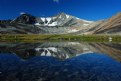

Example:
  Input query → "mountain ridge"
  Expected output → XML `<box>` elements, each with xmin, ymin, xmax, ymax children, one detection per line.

<box><xmin>0</xmin><ymin>12</ymin><xmax>121</xmax><ymax>34</ymax></box>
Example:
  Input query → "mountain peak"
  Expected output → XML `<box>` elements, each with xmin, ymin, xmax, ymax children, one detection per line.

<box><xmin>12</xmin><ymin>13</ymin><xmax>36</xmax><ymax>24</ymax></box>
<box><xmin>57</xmin><ymin>12</ymin><xmax>69</xmax><ymax>16</ymax></box>
<box><xmin>59</xmin><ymin>12</ymin><xmax>67</xmax><ymax>15</ymax></box>
<box><xmin>19</xmin><ymin>13</ymin><xmax>34</xmax><ymax>17</ymax></box>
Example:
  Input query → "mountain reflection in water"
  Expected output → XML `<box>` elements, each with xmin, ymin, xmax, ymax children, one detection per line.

<box><xmin>0</xmin><ymin>42</ymin><xmax>121</xmax><ymax>81</ymax></box>
<box><xmin>0</xmin><ymin>42</ymin><xmax>121</xmax><ymax>61</ymax></box>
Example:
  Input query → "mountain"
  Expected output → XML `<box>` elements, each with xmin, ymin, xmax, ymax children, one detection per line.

<box><xmin>11</xmin><ymin>13</ymin><xmax>36</xmax><ymax>24</ymax></box>
<box><xmin>0</xmin><ymin>12</ymin><xmax>93</xmax><ymax>34</ymax></box>
<box><xmin>12</xmin><ymin>12</ymin><xmax>93</xmax><ymax>27</ymax></box>
<box><xmin>87</xmin><ymin>12</ymin><xmax>121</xmax><ymax>35</ymax></box>
<box><xmin>0</xmin><ymin>12</ymin><xmax>121</xmax><ymax>34</ymax></box>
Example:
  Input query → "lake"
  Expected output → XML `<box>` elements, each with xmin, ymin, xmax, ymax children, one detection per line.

<box><xmin>0</xmin><ymin>41</ymin><xmax>121</xmax><ymax>81</ymax></box>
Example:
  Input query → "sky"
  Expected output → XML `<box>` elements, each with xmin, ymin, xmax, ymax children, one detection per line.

<box><xmin>0</xmin><ymin>0</ymin><xmax>121</xmax><ymax>21</ymax></box>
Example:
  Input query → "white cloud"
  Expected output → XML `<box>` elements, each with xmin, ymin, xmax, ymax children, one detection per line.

<box><xmin>53</xmin><ymin>0</ymin><xmax>59</xmax><ymax>3</ymax></box>
<box><xmin>20</xmin><ymin>12</ymin><xmax>26</xmax><ymax>15</ymax></box>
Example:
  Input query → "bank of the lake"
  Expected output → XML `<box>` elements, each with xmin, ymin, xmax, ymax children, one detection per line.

<box><xmin>0</xmin><ymin>34</ymin><xmax>121</xmax><ymax>42</ymax></box>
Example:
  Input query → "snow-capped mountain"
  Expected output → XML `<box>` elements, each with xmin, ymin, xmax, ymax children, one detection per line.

<box><xmin>0</xmin><ymin>12</ymin><xmax>121</xmax><ymax>34</ymax></box>
<box><xmin>11</xmin><ymin>12</ymin><xmax>93</xmax><ymax>27</ymax></box>
<box><xmin>0</xmin><ymin>12</ymin><xmax>94</xmax><ymax>34</ymax></box>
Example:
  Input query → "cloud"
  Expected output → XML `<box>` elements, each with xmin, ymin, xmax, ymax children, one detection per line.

<box><xmin>20</xmin><ymin>12</ymin><xmax>26</xmax><ymax>15</ymax></box>
<box><xmin>53</xmin><ymin>0</ymin><xmax>59</xmax><ymax>3</ymax></box>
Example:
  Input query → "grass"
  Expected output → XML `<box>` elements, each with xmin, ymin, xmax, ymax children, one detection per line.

<box><xmin>1</xmin><ymin>34</ymin><xmax>121</xmax><ymax>42</ymax></box>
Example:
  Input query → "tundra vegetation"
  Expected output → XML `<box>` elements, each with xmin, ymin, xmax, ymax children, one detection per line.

<box><xmin>0</xmin><ymin>34</ymin><xmax>121</xmax><ymax>42</ymax></box>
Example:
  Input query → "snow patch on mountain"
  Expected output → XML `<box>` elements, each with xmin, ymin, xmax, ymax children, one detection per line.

<box><xmin>48</xmin><ymin>22</ymin><xmax>57</xmax><ymax>26</ymax></box>
<box><xmin>41</xmin><ymin>18</ymin><xmax>46</xmax><ymax>22</ymax></box>
<box><xmin>59</xmin><ymin>15</ymin><xmax>62</xmax><ymax>18</ymax></box>
<box><xmin>76</xmin><ymin>17</ymin><xmax>80</xmax><ymax>20</ymax></box>
<box><xmin>35</xmin><ymin>23</ymin><xmax>40</xmax><ymax>26</ymax></box>
<box><xmin>46</xmin><ymin>17</ymin><xmax>51</xmax><ymax>23</ymax></box>
<box><xmin>52</xmin><ymin>17</ymin><xmax>56</xmax><ymax>20</ymax></box>
<box><xmin>66</xmin><ymin>15</ymin><xmax>70</xmax><ymax>19</ymax></box>
<box><xmin>82</xmin><ymin>20</ymin><xmax>94</xmax><ymax>23</ymax></box>
<box><xmin>76</xmin><ymin>17</ymin><xmax>93</xmax><ymax>23</ymax></box>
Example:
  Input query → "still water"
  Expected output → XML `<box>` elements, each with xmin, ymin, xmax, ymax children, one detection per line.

<box><xmin>0</xmin><ymin>42</ymin><xmax>121</xmax><ymax>81</ymax></box>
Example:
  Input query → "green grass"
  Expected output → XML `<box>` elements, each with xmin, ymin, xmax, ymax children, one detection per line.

<box><xmin>1</xmin><ymin>34</ymin><xmax>121</xmax><ymax>42</ymax></box>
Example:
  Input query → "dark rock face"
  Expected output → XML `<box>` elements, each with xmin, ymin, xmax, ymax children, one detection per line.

<box><xmin>0</xmin><ymin>53</ymin><xmax>121</xmax><ymax>81</ymax></box>
<box><xmin>12</xmin><ymin>14</ymin><xmax>36</xmax><ymax>24</ymax></box>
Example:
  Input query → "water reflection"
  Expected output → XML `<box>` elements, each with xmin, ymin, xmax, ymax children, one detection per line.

<box><xmin>1</xmin><ymin>42</ymin><xmax>121</xmax><ymax>81</ymax></box>
<box><xmin>0</xmin><ymin>42</ymin><xmax>121</xmax><ymax>61</ymax></box>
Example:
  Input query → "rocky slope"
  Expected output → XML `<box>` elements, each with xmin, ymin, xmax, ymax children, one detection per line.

<box><xmin>88</xmin><ymin>12</ymin><xmax>121</xmax><ymax>35</ymax></box>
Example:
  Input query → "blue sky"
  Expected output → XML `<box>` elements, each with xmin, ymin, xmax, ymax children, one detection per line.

<box><xmin>0</xmin><ymin>0</ymin><xmax>121</xmax><ymax>20</ymax></box>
